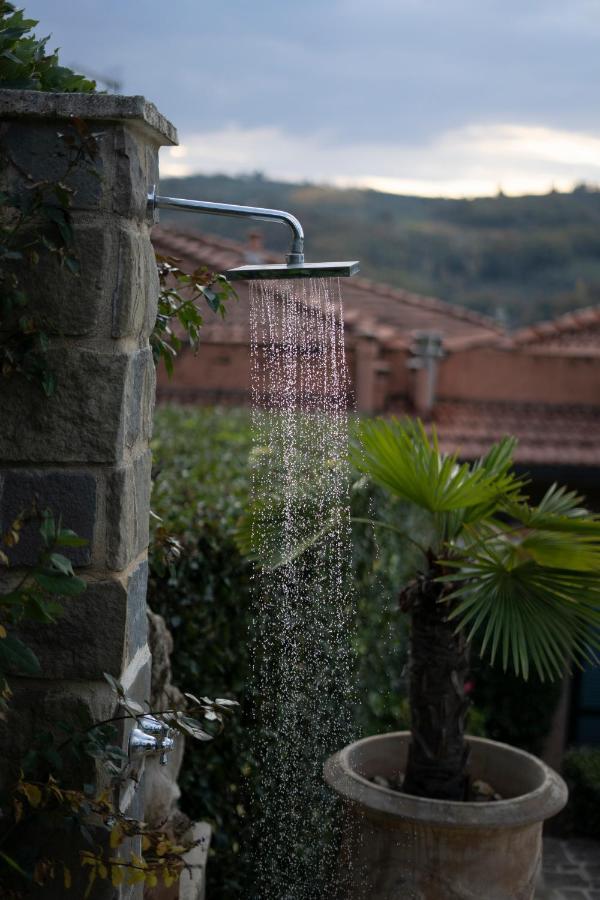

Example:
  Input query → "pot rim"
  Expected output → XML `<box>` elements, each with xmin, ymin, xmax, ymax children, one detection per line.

<box><xmin>324</xmin><ymin>731</ymin><xmax>568</xmax><ymax>829</ymax></box>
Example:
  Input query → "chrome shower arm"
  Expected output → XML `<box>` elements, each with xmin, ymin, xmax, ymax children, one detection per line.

<box><xmin>148</xmin><ymin>188</ymin><xmax>305</xmax><ymax>265</ymax></box>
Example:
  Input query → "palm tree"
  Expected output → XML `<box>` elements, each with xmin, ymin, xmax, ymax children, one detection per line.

<box><xmin>353</xmin><ymin>418</ymin><xmax>600</xmax><ymax>800</ymax></box>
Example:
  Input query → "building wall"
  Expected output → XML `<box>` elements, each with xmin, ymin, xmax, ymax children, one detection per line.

<box><xmin>438</xmin><ymin>346</ymin><xmax>600</xmax><ymax>405</ymax></box>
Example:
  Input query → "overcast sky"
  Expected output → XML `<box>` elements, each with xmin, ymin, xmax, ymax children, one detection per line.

<box><xmin>24</xmin><ymin>0</ymin><xmax>600</xmax><ymax>197</ymax></box>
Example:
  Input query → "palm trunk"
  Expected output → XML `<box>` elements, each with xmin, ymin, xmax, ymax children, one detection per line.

<box><xmin>401</xmin><ymin>568</ymin><xmax>471</xmax><ymax>800</ymax></box>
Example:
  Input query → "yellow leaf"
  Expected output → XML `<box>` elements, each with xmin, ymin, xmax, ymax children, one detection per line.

<box><xmin>141</xmin><ymin>835</ymin><xmax>151</xmax><ymax>851</ymax></box>
<box><xmin>146</xmin><ymin>872</ymin><xmax>158</xmax><ymax>887</ymax></box>
<box><xmin>22</xmin><ymin>783</ymin><xmax>42</xmax><ymax>807</ymax></box>
<box><xmin>111</xmin><ymin>865</ymin><xmax>124</xmax><ymax>887</ymax></box>
<box><xmin>131</xmin><ymin>853</ymin><xmax>146</xmax><ymax>869</ymax></box>
<box><xmin>63</xmin><ymin>865</ymin><xmax>72</xmax><ymax>889</ymax></box>
<box><xmin>0</xmin><ymin>552</ymin><xmax>8</xmax><ymax>566</ymax></box>
<box><xmin>155</xmin><ymin>839</ymin><xmax>169</xmax><ymax>857</ymax></box>
<box><xmin>84</xmin><ymin>869</ymin><xmax>96</xmax><ymax>899</ymax></box>
<box><xmin>98</xmin><ymin>862</ymin><xmax>108</xmax><ymax>880</ymax></box>
<box><xmin>163</xmin><ymin>870</ymin><xmax>177</xmax><ymax>887</ymax></box>
<box><xmin>110</xmin><ymin>824</ymin><xmax>123</xmax><ymax>849</ymax></box>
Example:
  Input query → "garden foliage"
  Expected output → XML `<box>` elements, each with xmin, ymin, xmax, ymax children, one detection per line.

<box><xmin>150</xmin><ymin>407</ymin><xmax>542</xmax><ymax>889</ymax></box>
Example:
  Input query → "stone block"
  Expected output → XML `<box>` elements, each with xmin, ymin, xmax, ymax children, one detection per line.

<box><xmin>0</xmin><ymin>119</ymin><xmax>105</xmax><ymax>209</ymax></box>
<box><xmin>0</xmin><ymin>468</ymin><xmax>96</xmax><ymax>566</ymax></box>
<box><xmin>106</xmin><ymin>450</ymin><xmax>152</xmax><ymax>571</ymax></box>
<box><xmin>11</xmin><ymin>560</ymin><xmax>149</xmax><ymax>680</ymax></box>
<box><xmin>0</xmin><ymin>347</ymin><xmax>154</xmax><ymax>463</ymax></box>
<box><xmin>111</xmin><ymin>223</ymin><xmax>160</xmax><ymax>339</ymax></box>
<box><xmin>3</xmin><ymin>220</ymin><xmax>111</xmax><ymax>336</ymax></box>
<box><xmin>126</xmin><ymin>347</ymin><xmax>156</xmax><ymax>450</ymax></box>
<box><xmin>112</xmin><ymin>125</ymin><xmax>160</xmax><ymax>221</ymax></box>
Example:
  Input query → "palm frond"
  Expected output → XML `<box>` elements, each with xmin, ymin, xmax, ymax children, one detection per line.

<box><xmin>504</xmin><ymin>483</ymin><xmax>600</xmax><ymax>534</ymax></box>
<box><xmin>443</xmin><ymin>533</ymin><xmax>600</xmax><ymax>680</ymax></box>
<box><xmin>352</xmin><ymin>418</ymin><xmax>521</xmax><ymax>519</ymax></box>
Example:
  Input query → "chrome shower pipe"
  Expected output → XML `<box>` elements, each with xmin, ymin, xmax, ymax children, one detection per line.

<box><xmin>147</xmin><ymin>187</ymin><xmax>305</xmax><ymax>265</ymax></box>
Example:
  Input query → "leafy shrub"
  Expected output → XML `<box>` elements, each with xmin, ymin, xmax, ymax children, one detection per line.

<box><xmin>148</xmin><ymin>406</ymin><xmax>254</xmax><ymax>896</ymax></box>
<box><xmin>0</xmin><ymin>2</ymin><xmax>95</xmax><ymax>92</ymax></box>
<box><xmin>561</xmin><ymin>747</ymin><xmax>600</xmax><ymax>838</ymax></box>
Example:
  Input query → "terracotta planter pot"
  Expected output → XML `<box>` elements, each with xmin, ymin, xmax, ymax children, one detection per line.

<box><xmin>324</xmin><ymin>732</ymin><xmax>567</xmax><ymax>900</ymax></box>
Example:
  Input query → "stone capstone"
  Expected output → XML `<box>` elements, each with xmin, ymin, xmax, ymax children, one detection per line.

<box><xmin>0</xmin><ymin>90</ymin><xmax>178</xmax><ymax>147</ymax></box>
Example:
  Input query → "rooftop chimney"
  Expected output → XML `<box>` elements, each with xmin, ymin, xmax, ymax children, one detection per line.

<box><xmin>408</xmin><ymin>331</ymin><xmax>444</xmax><ymax>419</ymax></box>
<box><xmin>244</xmin><ymin>230</ymin><xmax>266</xmax><ymax>264</ymax></box>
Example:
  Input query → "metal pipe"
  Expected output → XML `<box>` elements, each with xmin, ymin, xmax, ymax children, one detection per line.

<box><xmin>148</xmin><ymin>188</ymin><xmax>305</xmax><ymax>265</ymax></box>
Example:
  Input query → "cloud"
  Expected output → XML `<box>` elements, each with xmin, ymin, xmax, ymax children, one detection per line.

<box><xmin>159</xmin><ymin>122</ymin><xmax>600</xmax><ymax>197</ymax></box>
<box><xmin>25</xmin><ymin>0</ymin><xmax>600</xmax><ymax>194</ymax></box>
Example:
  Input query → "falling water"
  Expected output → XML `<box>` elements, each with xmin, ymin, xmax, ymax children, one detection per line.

<box><xmin>248</xmin><ymin>278</ymin><xmax>356</xmax><ymax>899</ymax></box>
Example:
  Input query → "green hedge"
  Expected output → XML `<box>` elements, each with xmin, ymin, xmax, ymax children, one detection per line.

<box><xmin>148</xmin><ymin>407</ymin><xmax>254</xmax><ymax>896</ymax></box>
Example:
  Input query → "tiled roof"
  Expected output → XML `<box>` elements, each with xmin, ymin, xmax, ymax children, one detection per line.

<box><xmin>386</xmin><ymin>399</ymin><xmax>600</xmax><ymax>468</ymax></box>
<box><xmin>514</xmin><ymin>306</ymin><xmax>600</xmax><ymax>354</ymax></box>
<box><xmin>151</xmin><ymin>226</ymin><xmax>505</xmax><ymax>348</ymax></box>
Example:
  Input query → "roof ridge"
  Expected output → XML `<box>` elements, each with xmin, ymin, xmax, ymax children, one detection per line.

<box><xmin>514</xmin><ymin>304</ymin><xmax>600</xmax><ymax>343</ymax></box>
<box><xmin>345</xmin><ymin>276</ymin><xmax>506</xmax><ymax>333</ymax></box>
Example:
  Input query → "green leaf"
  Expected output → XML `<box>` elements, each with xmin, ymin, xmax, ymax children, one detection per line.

<box><xmin>0</xmin><ymin>849</ymin><xmax>32</xmax><ymax>879</ymax></box>
<box><xmin>64</xmin><ymin>255</ymin><xmax>80</xmax><ymax>275</ymax></box>
<box><xmin>49</xmin><ymin>552</ymin><xmax>74</xmax><ymax>575</ymax></box>
<box><xmin>103</xmin><ymin>671</ymin><xmax>125</xmax><ymax>698</ymax></box>
<box><xmin>33</xmin><ymin>572</ymin><xmax>86</xmax><ymax>595</ymax></box>
<box><xmin>41</xmin><ymin>369</ymin><xmax>56</xmax><ymax>397</ymax></box>
<box><xmin>0</xmin><ymin>634</ymin><xmax>41</xmax><ymax>675</ymax></box>
<box><xmin>352</xmin><ymin>418</ymin><xmax>521</xmax><ymax>532</ymax></box>
<box><xmin>176</xmin><ymin>715</ymin><xmax>213</xmax><ymax>740</ymax></box>
<box><xmin>118</xmin><ymin>695</ymin><xmax>144</xmax><ymax>715</ymax></box>
<box><xmin>56</xmin><ymin>529</ymin><xmax>88</xmax><ymax>548</ymax></box>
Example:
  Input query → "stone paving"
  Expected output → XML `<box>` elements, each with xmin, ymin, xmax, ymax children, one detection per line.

<box><xmin>536</xmin><ymin>837</ymin><xmax>600</xmax><ymax>899</ymax></box>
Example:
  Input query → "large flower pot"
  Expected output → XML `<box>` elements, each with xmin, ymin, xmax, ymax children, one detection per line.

<box><xmin>324</xmin><ymin>732</ymin><xmax>567</xmax><ymax>900</ymax></box>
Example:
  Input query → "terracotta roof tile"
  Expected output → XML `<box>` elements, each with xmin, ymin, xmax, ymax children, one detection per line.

<box><xmin>514</xmin><ymin>306</ymin><xmax>600</xmax><ymax>353</ymax></box>
<box><xmin>386</xmin><ymin>399</ymin><xmax>600</xmax><ymax>468</ymax></box>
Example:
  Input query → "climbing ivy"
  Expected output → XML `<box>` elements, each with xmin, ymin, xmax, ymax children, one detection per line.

<box><xmin>0</xmin><ymin>2</ymin><xmax>95</xmax><ymax>92</ymax></box>
<box><xmin>153</xmin><ymin>254</ymin><xmax>237</xmax><ymax>377</ymax></box>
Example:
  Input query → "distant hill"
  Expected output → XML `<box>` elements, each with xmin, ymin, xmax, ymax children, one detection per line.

<box><xmin>157</xmin><ymin>173</ymin><xmax>600</xmax><ymax>327</ymax></box>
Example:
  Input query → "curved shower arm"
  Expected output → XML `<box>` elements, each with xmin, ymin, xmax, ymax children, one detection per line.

<box><xmin>148</xmin><ymin>188</ymin><xmax>305</xmax><ymax>265</ymax></box>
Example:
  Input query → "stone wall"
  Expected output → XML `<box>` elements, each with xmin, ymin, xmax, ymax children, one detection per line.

<box><xmin>0</xmin><ymin>90</ymin><xmax>176</xmax><ymax>898</ymax></box>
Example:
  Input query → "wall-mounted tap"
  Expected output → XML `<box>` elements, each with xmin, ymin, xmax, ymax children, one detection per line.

<box><xmin>129</xmin><ymin>714</ymin><xmax>176</xmax><ymax>766</ymax></box>
<box><xmin>148</xmin><ymin>186</ymin><xmax>359</xmax><ymax>281</ymax></box>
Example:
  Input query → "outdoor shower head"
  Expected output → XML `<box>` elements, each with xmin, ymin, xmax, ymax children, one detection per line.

<box><xmin>148</xmin><ymin>187</ymin><xmax>360</xmax><ymax>280</ymax></box>
<box><xmin>224</xmin><ymin>260</ymin><xmax>360</xmax><ymax>281</ymax></box>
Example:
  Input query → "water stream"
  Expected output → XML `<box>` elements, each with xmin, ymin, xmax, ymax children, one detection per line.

<box><xmin>248</xmin><ymin>278</ymin><xmax>356</xmax><ymax>899</ymax></box>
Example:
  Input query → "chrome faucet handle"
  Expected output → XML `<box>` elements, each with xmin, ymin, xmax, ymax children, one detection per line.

<box><xmin>138</xmin><ymin>714</ymin><xmax>169</xmax><ymax>737</ymax></box>
<box><xmin>129</xmin><ymin>714</ymin><xmax>177</xmax><ymax>767</ymax></box>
